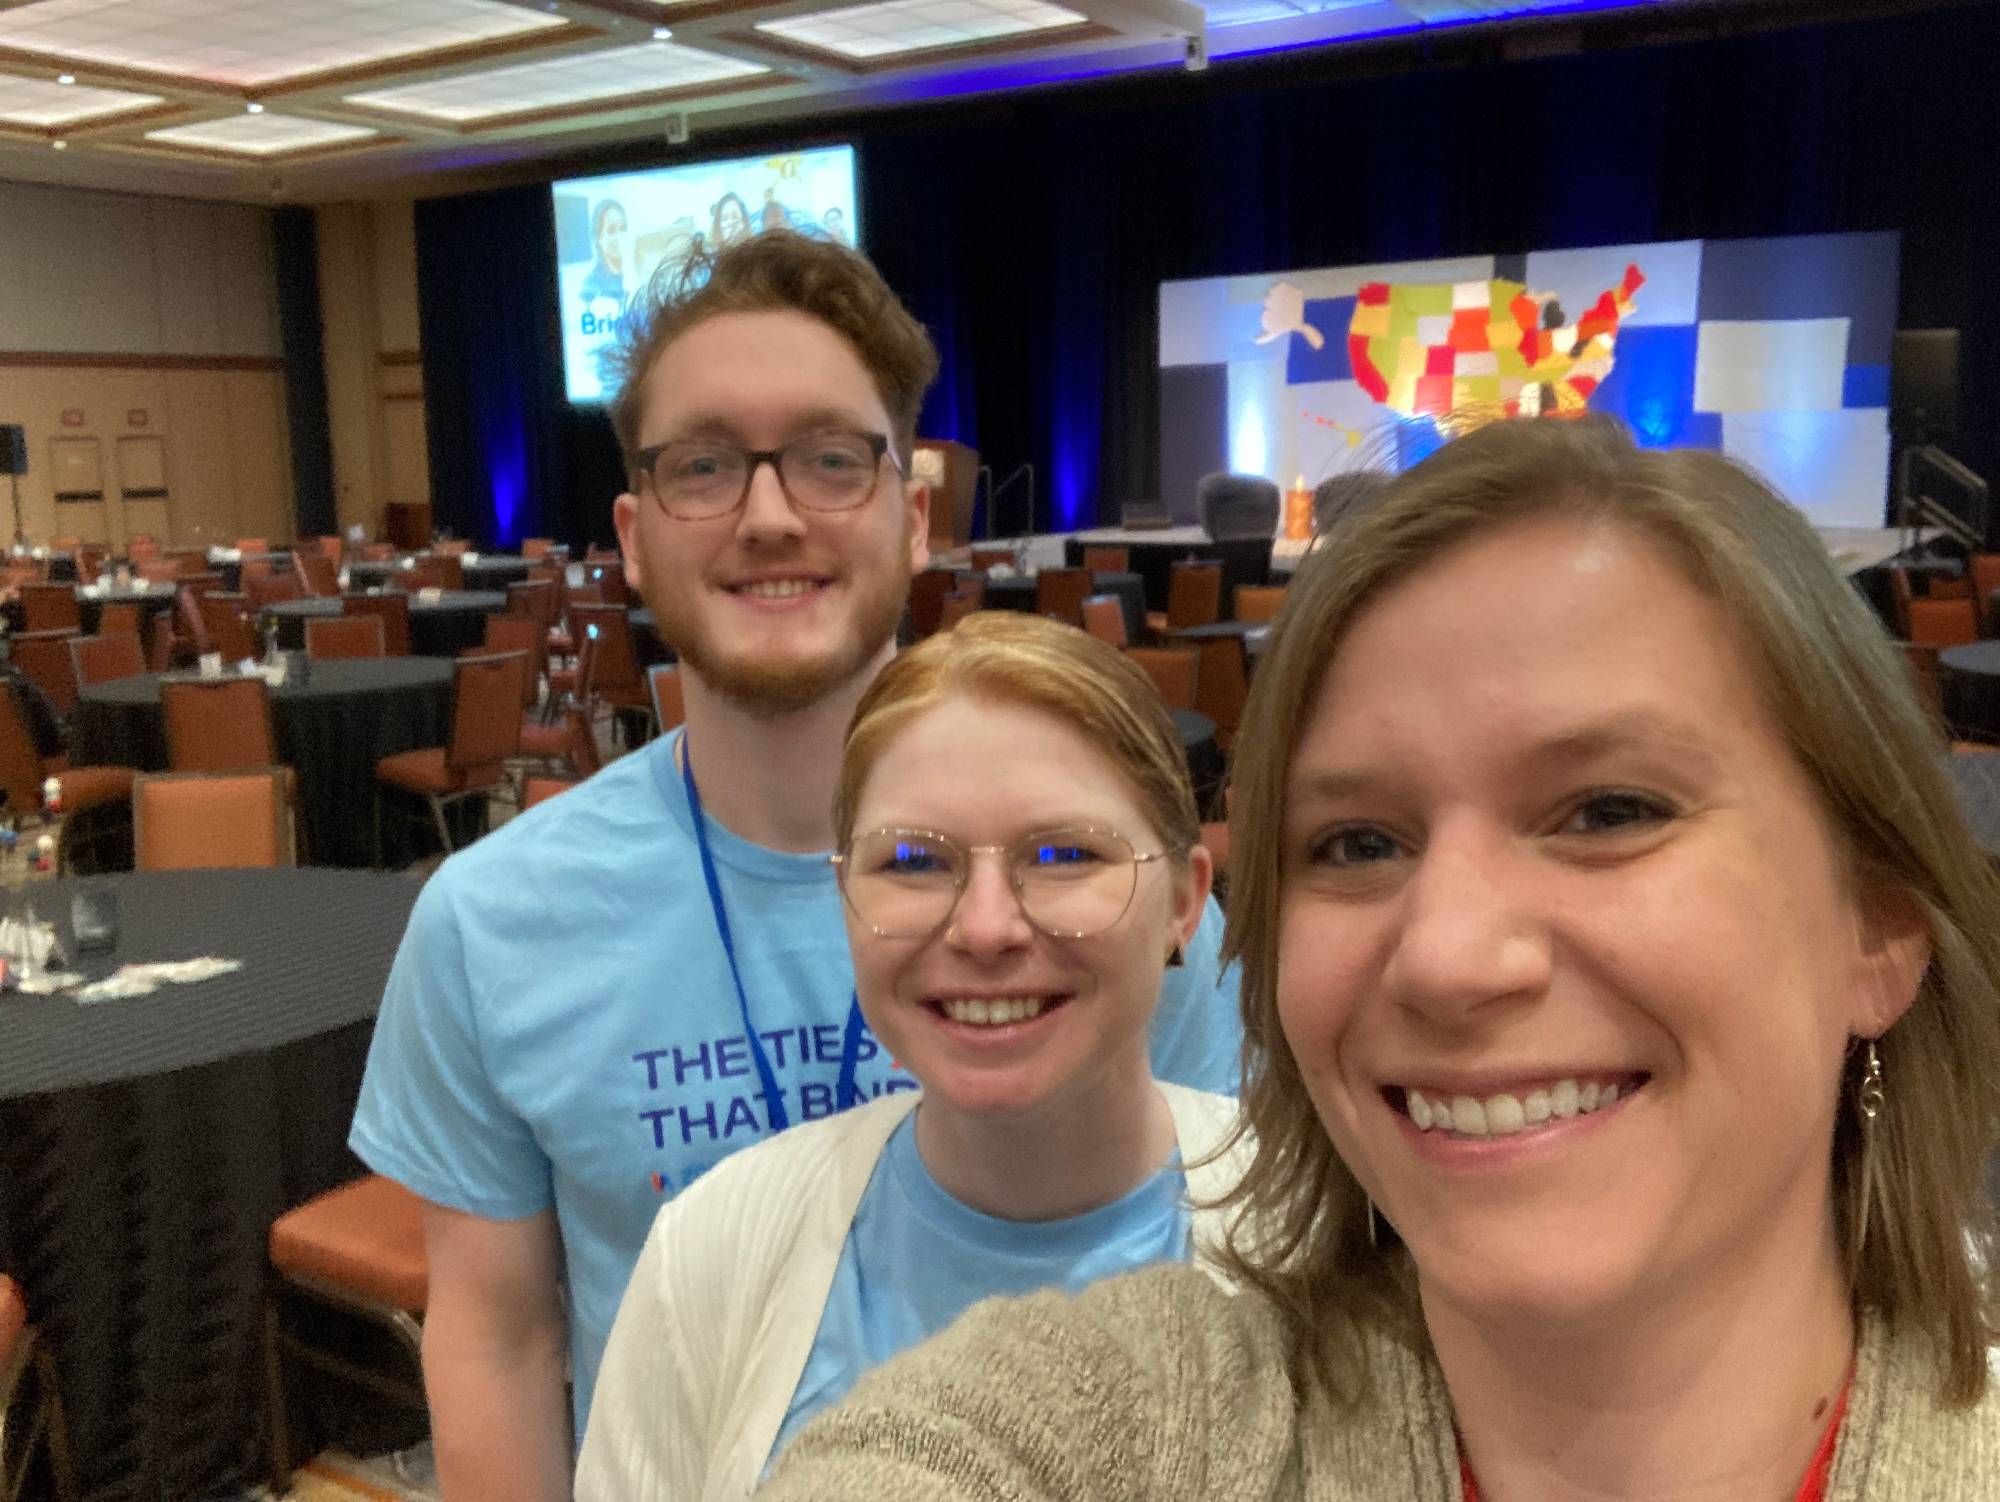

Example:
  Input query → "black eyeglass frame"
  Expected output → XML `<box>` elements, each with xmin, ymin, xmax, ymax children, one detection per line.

<box><xmin>634</xmin><ymin>429</ymin><xmax>901</xmax><ymax>521</ymax></box>
<box><xmin>829</xmin><ymin>823</ymin><xmax>1183</xmax><ymax>941</ymax></box>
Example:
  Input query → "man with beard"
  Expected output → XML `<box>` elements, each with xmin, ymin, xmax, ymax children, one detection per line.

<box><xmin>347</xmin><ymin>232</ymin><xmax>1243</xmax><ymax>1500</ymax></box>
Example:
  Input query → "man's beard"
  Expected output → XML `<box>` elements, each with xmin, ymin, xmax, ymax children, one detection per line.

<box><xmin>648</xmin><ymin>538</ymin><xmax>910</xmax><ymax>718</ymax></box>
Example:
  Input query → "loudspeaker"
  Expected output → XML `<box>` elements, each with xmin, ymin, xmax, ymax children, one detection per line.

<box><xmin>0</xmin><ymin>424</ymin><xmax>24</xmax><ymax>477</ymax></box>
<box><xmin>1892</xmin><ymin>329</ymin><xmax>1959</xmax><ymax>442</ymax></box>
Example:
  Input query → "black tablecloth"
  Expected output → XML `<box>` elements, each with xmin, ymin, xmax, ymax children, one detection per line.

<box><xmin>346</xmin><ymin>557</ymin><xmax>530</xmax><ymax>594</ymax></box>
<box><xmin>1168</xmin><ymin>617</ymin><xmax>1273</xmax><ymax>662</ymax></box>
<box><xmin>1063</xmin><ymin>536</ymin><xmax>1273</xmax><ymax>614</ymax></box>
<box><xmin>0</xmin><ymin>868</ymin><xmax>421</xmax><ymax>1502</ymax></box>
<box><xmin>1947</xmin><ymin>751</ymin><xmax>2000</xmax><ymax>856</ymax></box>
<box><xmin>71</xmin><ymin>659</ymin><xmax>454</xmax><ymax>867</ymax></box>
<box><xmin>1174</xmin><ymin>708</ymin><xmax>1223</xmax><ymax>815</ymax></box>
<box><xmin>1940</xmin><ymin>642</ymin><xmax>2000</xmax><ymax>742</ymax></box>
<box><xmin>262</xmin><ymin>591</ymin><xmax>505</xmax><ymax>658</ymax></box>
<box><xmin>980</xmin><ymin>570</ymin><xmax>1146</xmax><ymax>641</ymax></box>
<box><xmin>211</xmin><ymin>552</ymin><xmax>293</xmax><ymax>591</ymax></box>
<box><xmin>2</xmin><ymin>582</ymin><xmax>178</xmax><ymax>636</ymax></box>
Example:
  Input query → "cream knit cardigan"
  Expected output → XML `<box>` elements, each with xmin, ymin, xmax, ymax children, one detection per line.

<box><xmin>577</xmin><ymin>1084</ymin><xmax>1252</xmax><ymax>1502</ymax></box>
<box><xmin>760</xmin><ymin>1262</ymin><xmax>2000</xmax><ymax>1500</ymax></box>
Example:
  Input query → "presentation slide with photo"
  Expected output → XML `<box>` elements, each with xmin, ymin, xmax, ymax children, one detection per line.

<box><xmin>552</xmin><ymin>144</ymin><xmax>860</xmax><ymax>404</ymax></box>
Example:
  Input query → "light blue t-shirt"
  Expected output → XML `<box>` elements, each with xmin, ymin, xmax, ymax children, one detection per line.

<box><xmin>349</xmin><ymin>731</ymin><xmax>1242</xmax><ymax>1439</ymax></box>
<box><xmin>770</xmin><ymin>1111</ymin><xmax>1193</xmax><ymax>1465</ymax></box>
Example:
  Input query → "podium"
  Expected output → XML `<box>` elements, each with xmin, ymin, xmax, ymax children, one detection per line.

<box><xmin>913</xmin><ymin>439</ymin><xmax>978</xmax><ymax>550</ymax></box>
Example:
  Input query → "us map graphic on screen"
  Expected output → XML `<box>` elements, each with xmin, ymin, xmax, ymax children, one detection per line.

<box><xmin>1159</xmin><ymin>233</ymin><xmax>1900</xmax><ymax>528</ymax></box>
<box><xmin>552</xmin><ymin>144</ymin><xmax>860</xmax><ymax>404</ymax></box>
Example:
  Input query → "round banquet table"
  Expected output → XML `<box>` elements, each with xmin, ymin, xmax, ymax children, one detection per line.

<box><xmin>2</xmin><ymin>580</ymin><xmax>179</xmax><ymax>636</ymax></box>
<box><xmin>1946</xmin><ymin>750</ymin><xmax>2000</xmax><ymax>856</ymax></box>
<box><xmin>261</xmin><ymin>590</ymin><xmax>505</xmax><ymax>658</ymax></box>
<box><xmin>1939</xmin><ymin>642</ymin><xmax>2000</xmax><ymax>743</ymax></box>
<box><xmin>346</xmin><ymin>556</ymin><xmax>530</xmax><ymax>593</ymax></box>
<box><xmin>71</xmin><ymin>658</ymin><xmax>454</xmax><ymax>868</ymax></box>
<box><xmin>979</xmin><ymin>569</ymin><xmax>1146</xmax><ymax>641</ymax></box>
<box><xmin>0</xmin><ymin>867</ymin><xmax>423</xmax><ymax>1502</ymax></box>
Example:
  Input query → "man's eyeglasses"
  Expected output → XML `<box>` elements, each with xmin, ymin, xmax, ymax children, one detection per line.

<box><xmin>635</xmin><ymin>430</ymin><xmax>897</xmax><ymax>522</ymax></box>
<box><xmin>831</xmin><ymin>825</ymin><xmax>1179</xmax><ymax>940</ymax></box>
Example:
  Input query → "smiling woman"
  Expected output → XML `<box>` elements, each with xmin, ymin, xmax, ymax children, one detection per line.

<box><xmin>574</xmin><ymin>612</ymin><xmax>1247</xmax><ymax>1502</ymax></box>
<box><xmin>755</xmin><ymin>416</ymin><xmax>2000</xmax><ymax>1502</ymax></box>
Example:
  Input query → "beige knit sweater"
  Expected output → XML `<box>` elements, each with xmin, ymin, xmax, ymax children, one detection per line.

<box><xmin>758</xmin><ymin>1263</ymin><xmax>2000</xmax><ymax>1500</ymax></box>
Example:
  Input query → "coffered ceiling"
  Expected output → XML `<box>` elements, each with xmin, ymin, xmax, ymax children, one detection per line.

<box><xmin>0</xmin><ymin>0</ymin><xmax>1860</xmax><ymax>200</ymax></box>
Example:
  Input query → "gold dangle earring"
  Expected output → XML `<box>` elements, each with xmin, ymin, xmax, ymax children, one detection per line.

<box><xmin>1851</xmin><ymin>1040</ymin><xmax>1886</xmax><ymax>1269</ymax></box>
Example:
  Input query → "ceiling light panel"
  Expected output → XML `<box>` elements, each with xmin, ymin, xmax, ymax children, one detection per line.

<box><xmin>757</xmin><ymin>0</ymin><xmax>1088</xmax><ymax>58</ymax></box>
<box><xmin>0</xmin><ymin>0</ymin><xmax>565</xmax><ymax>89</ymax></box>
<box><xmin>143</xmin><ymin>111</ymin><xmax>380</xmax><ymax>154</ymax></box>
<box><xmin>345</xmin><ymin>40</ymin><xmax>766</xmax><ymax>121</ymax></box>
<box><xmin>0</xmin><ymin>72</ymin><xmax>163</xmax><ymax>126</ymax></box>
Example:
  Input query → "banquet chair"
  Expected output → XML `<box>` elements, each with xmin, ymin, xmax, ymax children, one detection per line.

<box><xmin>197</xmin><ymin>592</ymin><xmax>260</xmax><ymax>663</ymax></box>
<box><xmin>68</xmin><ymin>633</ymin><xmax>145</xmax><ymax>687</ymax></box>
<box><xmin>263</xmin><ymin>1175</ymin><xmax>429</xmax><ymax>1493</ymax></box>
<box><xmin>1907</xmin><ymin>597</ymin><xmax>1979</xmax><ymax>649</ymax></box>
<box><xmin>1970</xmin><ymin>554</ymin><xmax>2000</xmax><ymax>634</ymax></box>
<box><xmin>1184</xmin><ymin>635</ymin><xmax>1249</xmax><ymax>748</ymax></box>
<box><xmin>133</xmin><ymin>768</ymin><xmax>294</xmax><ymax>871</ymax></box>
<box><xmin>520</xmin><ymin>635</ymin><xmax>597</xmax><ymax>776</ymax></box>
<box><xmin>520</xmin><ymin>537</ymin><xmax>555</xmax><ymax>561</ymax></box>
<box><xmin>1034</xmin><ymin>567</ymin><xmax>1093</xmax><ymax>626</ymax></box>
<box><xmin>481</xmin><ymin>613</ymin><xmax>546</xmax><ymax>712</ymax></box>
<box><xmin>126</xmin><ymin>534</ymin><xmax>160</xmax><ymax>561</ymax></box>
<box><xmin>342</xmin><ymin>592</ymin><xmax>411</xmax><ymax>656</ymax></box>
<box><xmin>305</xmin><ymin>615</ymin><xmax>385</xmax><ymax>661</ymax></box>
<box><xmin>421</xmin><ymin>553</ymin><xmax>464</xmax><ymax>592</ymax></box>
<box><xmin>95</xmin><ymin>602</ymin><xmax>141</xmax><ymax>638</ymax></box>
<box><xmin>168</xmin><ymin>548</ymin><xmax>210</xmax><ymax>578</ymax></box>
<box><xmin>0</xmin><ymin>683</ymin><xmax>135</xmax><ymax>874</ymax></box>
<box><xmin>245</xmin><ymin>569</ymin><xmax>304</xmax><ymax>611</ymax></box>
<box><xmin>521</xmin><ymin>775</ymin><xmax>575</xmax><ymax>809</ymax></box>
<box><xmin>358</xmin><ymin>542</ymin><xmax>396</xmax><ymax>562</ymax></box>
<box><xmin>906</xmin><ymin>568</ymin><xmax>954</xmax><ymax>639</ymax></box>
<box><xmin>1081</xmin><ymin>594</ymin><xmax>1128</xmax><ymax>648</ymax></box>
<box><xmin>72</xmin><ymin>547</ymin><xmax>107</xmax><ymax>586</ymax></box>
<box><xmin>8</xmin><ymin>631</ymin><xmax>79</xmax><ymax>719</ymax></box>
<box><xmin>18</xmin><ymin>584</ymin><xmax>79</xmax><ymax>634</ymax></box>
<box><xmin>374</xmin><ymin>650</ymin><xmax>529</xmax><ymax>859</ymax></box>
<box><xmin>163</xmin><ymin>676</ymin><xmax>279</xmax><ymax>772</ymax></box>
<box><xmin>291</xmin><ymin>548</ymin><xmax>339</xmax><ymax>598</ymax></box>
<box><xmin>582</xmin><ymin>561</ymin><xmax>628</xmax><ymax>606</ymax></box>
<box><xmin>649</xmin><ymin>663</ymin><xmax>685</xmax><ymax>735</ymax></box>
<box><xmin>234</xmin><ymin>538</ymin><xmax>268</xmax><ymax>556</ymax></box>
<box><xmin>1082</xmin><ymin>545</ymin><xmax>1129</xmax><ymax>573</ymax></box>
<box><xmin>969</xmin><ymin>547</ymin><xmax>1015</xmax><ymax>573</ymax></box>
<box><xmin>1</xmin><ymin>1273</ymin><xmax>76</xmax><ymax>1502</ymax></box>
<box><xmin>561</xmin><ymin>604</ymin><xmax>649</xmax><ymax>738</ymax></box>
<box><xmin>136</xmin><ymin>558</ymin><xmax>180</xmax><ymax>584</ymax></box>
<box><xmin>1123</xmin><ymin>646</ymin><xmax>1200</xmax><ymax>711</ymax></box>
<box><xmin>939</xmin><ymin>589</ymin><xmax>982</xmax><ymax>631</ymax></box>
<box><xmin>1144</xmin><ymin>560</ymin><xmax>1223</xmax><ymax>639</ymax></box>
<box><xmin>431</xmin><ymin>539</ymin><xmax>469</xmax><ymax>557</ymax></box>
<box><xmin>1233</xmin><ymin>583</ymin><xmax>1288</xmax><ymax>623</ymax></box>
<box><xmin>507</xmin><ymin>578</ymin><xmax>557</xmax><ymax>632</ymax></box>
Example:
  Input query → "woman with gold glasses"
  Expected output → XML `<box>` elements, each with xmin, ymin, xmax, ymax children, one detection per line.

<box><xmin>574</xmin><ymin>612</ymin><xmax>1246</xmax><ymax>1501</ymax></box>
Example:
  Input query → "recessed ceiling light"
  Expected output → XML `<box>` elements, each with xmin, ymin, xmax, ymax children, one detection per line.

<box><xmin>653</xmin><ymin>25</ymin><xmax>673</xmax><ymax>39</ymax></box>
<box><xmin>51</xmin><ymin>139</ymin><xmax>66</xmax><ymax>149</ymax></box>
<box><xmin>56</xmin><ymin>74</ymin><xmax>74</xmax><ymax>85</ymax></box>
<box><xmin>246</xmin><ymin>101</ymin><xmax>264</xmax><ymax>113</ymax></box>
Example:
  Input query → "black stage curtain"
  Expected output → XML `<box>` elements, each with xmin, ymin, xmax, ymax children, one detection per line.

<box><xmin>273</xmin><ymin>206</ymin><xmax>337</xmax><ymax>540</ymax></box>
<box><xmin>416</xmin><ymin>5</ymin><xmax>2000</xmax><ymax>545</ymax></box>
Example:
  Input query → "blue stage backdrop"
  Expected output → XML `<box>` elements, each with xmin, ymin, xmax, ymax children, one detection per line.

<box><xmin>414</xmin><ymin>3</ymin><xmax>2000</xmax><ymax>549</ymax></box>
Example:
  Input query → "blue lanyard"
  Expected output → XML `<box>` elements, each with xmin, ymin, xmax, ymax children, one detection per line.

<box><xmin>680</xmin><ymin>735</ymin><xmax>866</xmax><ymax>1131</ymax></box>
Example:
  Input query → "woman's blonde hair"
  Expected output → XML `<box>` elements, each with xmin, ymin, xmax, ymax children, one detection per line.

<box><xmin>1216</xmin><ymin>414</ymin><xmax>2000</xmax><ymax>1407</ymax></box>
<box><xmin>834</xmin><ymin>612</ymin><xmax>1200</xmax><ymax>860</ymax></box>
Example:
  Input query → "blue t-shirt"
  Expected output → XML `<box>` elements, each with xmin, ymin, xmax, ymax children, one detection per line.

<box><xmin>769</xmin><ymin>1111</ymin><xmax>1192</xmax><ymax>1465</ymax></box>
<box><xmin>349</xmin><ymin>731</ymin><xmax>1241</xmax><ymax>1438</ymax></box>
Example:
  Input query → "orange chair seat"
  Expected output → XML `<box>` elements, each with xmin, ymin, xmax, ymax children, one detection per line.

<box><xmin>375</xmin><ymin>747</ymin><xmax>501</xmax><ymax>796</ymax></box>
<box><xmin>270</xmin><ymin>1175</ymin><xmax>428</xmax><ymax>1314</ymax></box>
<box><xmin>58</xmin><ymin>765</ymin><xmax>137</xmax><ymax>812</ymax></box>
<box><xmin>517</xmin><ymin>721</ymin><xmax>569</xmax><ymax>758</ymax></box>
